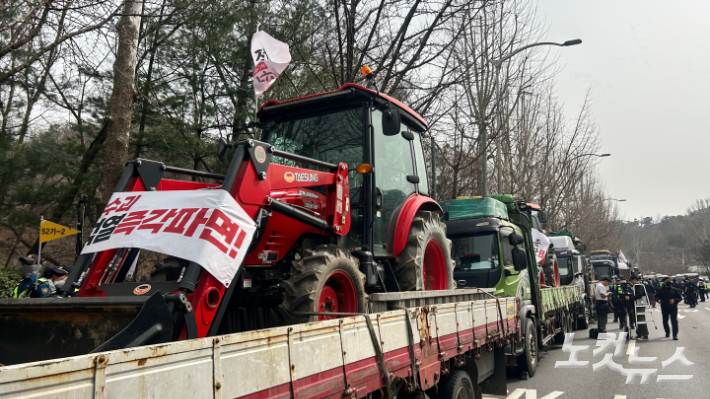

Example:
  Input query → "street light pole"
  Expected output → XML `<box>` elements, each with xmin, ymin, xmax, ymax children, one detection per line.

<box><xmin>490</xmin><ymin>39</ymin><xmax>582</xmax><ymax>68</ymax></box>
<box><xmin>482</xmin><ymin>38</ymin><xmax>582</xmax><ymax>196</ymax></box>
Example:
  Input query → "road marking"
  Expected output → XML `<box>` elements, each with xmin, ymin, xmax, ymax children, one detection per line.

<box><xmin>540</xmin><ymin>391</ymin><xmax>565</xmax><ymax>399</ymax></box>
<box><xmin>507</xmin><ymin>389</ymin><xmax>529</xmax><ymax>399</ymax></box>
<box><xmin>626</xmin><ymin>339</ymin><xmax>636</xmax><ymax>355</ymax></box>
<box><xmin>505</xmin><ymin>389</ymin><xmax>565</xmax><ymax>399</ymax></box>
<box><xmin>678</xmin><ymin>315</ymin><xmax>686</xmax><ymax>319</ymax></box>
<box><xmin>613</xmin><ymin>396</ymin><xmax>626</xmax><ymax>399</ymax></box>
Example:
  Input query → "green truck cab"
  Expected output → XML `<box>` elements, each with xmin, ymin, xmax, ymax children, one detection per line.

<box><xmin>441</xmin><ymin>195</ymin><xmax>583</xmax><ymax>379</ymax></box>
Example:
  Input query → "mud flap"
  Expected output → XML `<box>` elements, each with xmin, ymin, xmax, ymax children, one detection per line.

<box><xmin>92</xmin><ymin>292</ymin><xmax>173</xmax><ymax>353</ymax></box>
<box><xmin>478</xmin><ymin>346</ymin><xmax>507</xmax><ymax>396</ymax></box>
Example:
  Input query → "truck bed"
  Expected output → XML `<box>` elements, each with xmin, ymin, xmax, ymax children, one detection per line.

<box><xmin>540</xmin><ymin>285</ymin><xmax>582</xmax><ymax>316</ymax></box>
<box><xmin>0</xmin><ymin>296</ymin><xmax>519</xmax><ymax>399</ymax></box>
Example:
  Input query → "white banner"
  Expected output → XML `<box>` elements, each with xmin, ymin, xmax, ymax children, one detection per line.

<box><xmin>251</xmin><ymin>30</ymin><xmax>291</xmax><ymax>99</ymax></box>
<box><xmin>618</xmin><ymin>250</ymin><xmax>628</xmax><ymax>264</ymax></box>
<box><xmin>81</xmin><ymin>190</ymin><xmax>256</xmax><ymax>287</ymax></box>
<box><xmin>531</xmin><ymin>228</ymin><xmax>550</xmax><ymax>265</ymax></box>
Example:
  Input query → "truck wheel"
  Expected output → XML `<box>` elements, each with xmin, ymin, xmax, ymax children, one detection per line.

<box><xmin>554</xmin><ymin>313</ymin><xmax>568</xmax><ymax>344</ymax></box>
<box><xmin>576</xmin><ymin>305</ymin><xmax>590</xmax><ymax>330</ymax></box>
<box><xmin>435</xmin><ymin>370</ymin><xmax>476</xmax><ymax>399</ymax></box>
<box><xmin>279</xmin><ymin>245</ymin><xmax>366</xmax><ymax>324</ymax></box>
<box><xmin>517</xmin><ymin>318</ymin><xmax>537</xmax><ymax>378</ymax></box>
<box><xmin>393</xmin><ymin>210</ymin><xmax>454</xmax><ymax>291</ymax></box>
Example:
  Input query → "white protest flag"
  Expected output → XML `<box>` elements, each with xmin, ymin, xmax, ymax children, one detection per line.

<box><xmin>81</xmin><ymin>190</ymin><xmax>256</xmax><ymax>287</ymax></box>
<box><xmin>618</xmin><ymin>250</ymin><xmax>628</xmax><ymax>264</ymax></box>
<box><xmin>531</xmin><ymin>228</ymin><xmax>550</xmax><ymax>265</ymax></box>
<box><xmin>251</xmin><ymin>30</ymin><xmax>291</xmax><ymax>99</ymax></box>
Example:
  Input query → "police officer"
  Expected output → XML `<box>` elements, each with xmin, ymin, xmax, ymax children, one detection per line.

<box><xmin>700</xmin><ymin>280</ymin><xmax>708</xmax><ymax>302</ymax></box>
<box><xmin>684</xmin><ymin>278</ymin><xmax>697</xmax><ymax>308</ymax></box>
<box><xmin>609</xmin><ymin>276</ymin><xmax>618</xmax><ymax>322</ymax></box>
<box><xmin>43</xmin><ymin>265</ymin><xmax>73</xmax><ymax>295</ymax></box>
<box><xmin>618</xmin><ymin>278</ymin><xmax>635</xmax><ymax>330</ymax></box>
<box><xmin>645</xmin><ymin>278</ymin><xmax>656</xmax><ymax>308</ymax></box>
<box><xmin>12</xmin><ymin>255</ymin><xmax>54</xmax><ymax>298</ymax></box>
<box><xmin>656</xmin><ymin>276</ymin><xmax>682</xmax><ymax>340</ymax></box>
<box><xmin>610</xmin><ymin>276</ymin><xmax>626</xmax><ymax>327</ymax></box>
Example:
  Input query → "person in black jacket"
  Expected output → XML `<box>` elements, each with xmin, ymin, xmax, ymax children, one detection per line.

<box><xmin>656</xmin><ymin>276</ymin><xmax>682</xmax><ymax>340</ymax></box>
<box><xmin>645</xmin><ymin>278</ymin><xmax>656</xmax><ymax>308</ymax></box>
<box><xmin>683</xmin><ymin>278</ymin><xmax>697</xmax><ymax>308</ymax></box>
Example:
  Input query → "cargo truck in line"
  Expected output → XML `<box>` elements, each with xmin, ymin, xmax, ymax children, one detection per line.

<box><xmin>441</xmin><ymin>195</ymin><xmax>583</xmax><ymax>379</ymax></box>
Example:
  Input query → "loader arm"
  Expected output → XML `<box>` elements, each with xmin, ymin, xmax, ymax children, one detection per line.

<box><xmin>0</xmin><ymin>140</ymin><xmax>350</xmax><ymax>366</ymax></box>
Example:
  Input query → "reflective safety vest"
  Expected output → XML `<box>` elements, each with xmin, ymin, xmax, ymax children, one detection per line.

<box><xmin>11</xmin><ymin>277</ymin><xmax>53</xmax><ymax>298</ymax></box>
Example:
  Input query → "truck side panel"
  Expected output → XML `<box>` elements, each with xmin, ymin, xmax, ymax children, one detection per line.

<box><xmin>0</xmin><ymin>298</ymin><xmax>519</xmax><ymax>399</ymax></box>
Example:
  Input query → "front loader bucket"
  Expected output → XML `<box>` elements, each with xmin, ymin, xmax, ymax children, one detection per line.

<box><xmin>0</xmin><ymin>292</ymin><xmax>173</xmax><ymax>366</ymax></box>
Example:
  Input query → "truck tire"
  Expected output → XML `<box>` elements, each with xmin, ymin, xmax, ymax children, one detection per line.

<box><xmin>393</xmin><ymin>210</ymin><xmax>454</xmax><ymax>291</ymax></box>
<box><xmin>554</xmin><ymin>312</ymin><xmax>569</xmax><ymax>344</ymax></box>
<box><xmin>279</xmin><ymin>245</ymin><xmax>366</xmax><ymax>324</ymax></box>
<box><xmin>435</xmin><ymin>370</ymin><xmax>476</xmax><ymax>399</ymax></box>
<box><xmin>576</xmin><ymin>304</ymin><xmax>590</xmax><ymax>330</ymax></box>
<box><xmin>517</xmin><ymin>318</ymin><xmax>537</xmax><ymax>378</ymax></box>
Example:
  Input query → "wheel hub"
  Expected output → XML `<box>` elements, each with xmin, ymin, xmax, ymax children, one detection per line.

<box><xmin>423</xmin><ymin>240</ymin><xmax>447</xmax><ymax>290</ymax></box>
<box><xmin>317</xmin><ymin>270</ymin><xmax>357</xmax><ymax>321</ymax></box>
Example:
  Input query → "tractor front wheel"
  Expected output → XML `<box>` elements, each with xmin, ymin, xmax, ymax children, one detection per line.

<box><xmin>393</xmin><ymin>210</ymin><xmax>454</xmax><ymax>291</ymax></box>
<box><xmin>279</xmin><ymin>245</ymin><xmax>366</xmax><ymax>324</ymax></box>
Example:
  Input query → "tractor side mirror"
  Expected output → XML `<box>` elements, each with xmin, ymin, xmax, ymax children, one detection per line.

<box><xmin>382</xmin><ymin>107</ymin><xmax>401</xmax><ymax>136</ymax></box>
<box><xmin>218</xmin><ymin>137</ymin><xmax>230</xmax><ymax>163</ymax></box>
<box><xmin>512</xmin><ymin>247</ymin><xmax>528</xmax><ymax>271</ymax></box>
<box><xmin>509</xmin><ymin>232</ymin><xmax>524</xmax><ymax>246</ymax></box>
<box><xmin>537</xmin><ymin>211</ymin><xmax>548</xmax><ymax>224</ymax></box>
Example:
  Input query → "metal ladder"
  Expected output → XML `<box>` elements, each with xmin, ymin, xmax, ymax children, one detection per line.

<box><xmin>634</xmin><ymin>283</ymin><xmax>658</xmax><ymax>333</ymax></box>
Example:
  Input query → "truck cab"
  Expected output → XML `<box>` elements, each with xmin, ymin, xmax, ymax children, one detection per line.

<box><xmin>441</xmin><ymin>195</ymin><xmax>584</xmax><ymax>379</ymax></box>
<box><xmin>550</xmin><ymin>236</ymin><xmax>576</xmax><ymax>286</ymax></box>
<box><xmin>588</xmin><ymin>250</ymin><xmax>619</xmax><ymax>281</ymax></box>
<box><xmin>442</xmin><ymin>197</ymin><xmax>530</xmax><ymax>298</ymax></box>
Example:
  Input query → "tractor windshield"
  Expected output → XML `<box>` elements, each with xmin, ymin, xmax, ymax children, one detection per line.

<box><xmin>263</xmin><ymin>106</ymin><xmax>364</xmax><ymax>180</ymax></box>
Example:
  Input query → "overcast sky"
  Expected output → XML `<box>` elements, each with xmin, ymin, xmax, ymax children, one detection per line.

<box><xmin>536</xmin><ymin>0</ymin><xmax>710</xmax><ymax>220</ymax></box>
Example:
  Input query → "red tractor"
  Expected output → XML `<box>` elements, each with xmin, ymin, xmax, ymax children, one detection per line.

<box><xmin>0</xmin><ymin>84</ymin><xmax>454</xmax><ymax>365</ymax></box>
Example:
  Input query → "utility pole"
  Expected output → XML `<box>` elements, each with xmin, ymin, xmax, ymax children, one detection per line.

<box><xmin>481</xmin><ymin>123</ymin><xmax>487</xmax><ymax>196</ymax></box>
<box><xmin>431</xmin><ymin>137</ymin><xmax>437</xmax><ymax>201</ymax></box>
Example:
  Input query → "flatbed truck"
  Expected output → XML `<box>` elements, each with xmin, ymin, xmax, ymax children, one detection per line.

<box><xmin>0</xmin><ymin>290</ymin><xmax>518</xmax><ymax>399</ymax></box>
<box><xmin>441</xmin><ymin>195</ymin><xmax>583</xmax><ymax>378</ymax></box>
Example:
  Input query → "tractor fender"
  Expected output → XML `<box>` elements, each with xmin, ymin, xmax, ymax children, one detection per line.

<box><xmin>389</xmin><ymin>194</ymin><xmax>443</xmax><ymax>257</ymax></box>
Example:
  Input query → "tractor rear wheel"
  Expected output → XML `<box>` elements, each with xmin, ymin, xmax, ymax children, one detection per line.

<box><xmin>279</xmin><ymin>245</ymin><xmax>366</xmax><ymax>324</ymax></box>
<box><xmin>393</xmin><ymin>210</ymin><xmax>454</xmax><ymax>291</ymax></box>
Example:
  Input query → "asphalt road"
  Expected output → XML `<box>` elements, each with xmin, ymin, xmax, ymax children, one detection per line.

<box><xmin>485</xmin><ymin>300</ymin><xmax>710</xmax><ymax>399</ymax></box>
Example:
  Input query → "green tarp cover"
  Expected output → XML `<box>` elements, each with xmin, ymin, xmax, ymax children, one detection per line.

<box><xmin>550</xmin><ymin>229</ymin><xmax>575</xmax><ymax>238</ymax></box>
<box><xmin>487</xmin><ymin>194</ymin><xmax>517</xmax><ymax>212</ymax></box>
<box><xmin>441</xmin><ymin>197</ymin><xmax>509</xmax><ymax>221</ymax></box>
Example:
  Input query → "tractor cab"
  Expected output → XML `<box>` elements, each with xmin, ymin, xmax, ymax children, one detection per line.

<box><xmin>0</xmin><ymin>84</ymin><xmax>454</xmax><ymax>367</ymax></box>
<box><xmin>258</xmin><ymin>84</ymin><xmax>431</xmax><ymax>258</ymax></box>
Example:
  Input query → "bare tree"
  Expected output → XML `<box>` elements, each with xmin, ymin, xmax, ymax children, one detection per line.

<box><xmin>97</xmin><ymin>0</ymin><xmax>143</xmax><ymax>206</ymax></box>
<box><xmin>685</xmin><ymin>198</ymin><xmax>710</xmax><ymax>276</ymax></box>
